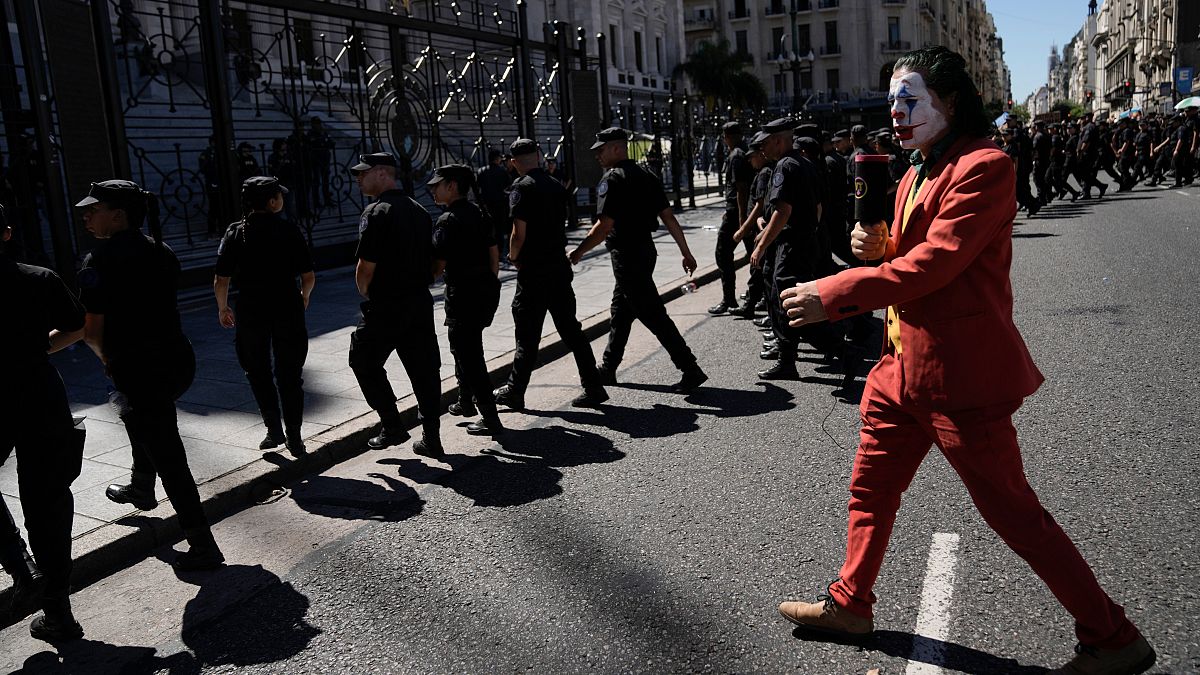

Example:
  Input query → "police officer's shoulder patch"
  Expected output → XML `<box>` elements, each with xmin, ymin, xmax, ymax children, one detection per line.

<box><xmin>597</xmin><ymin>180</ymin><xmax>609</xmax><ymax>196</ymax></box>
<box><xmin>359</xmin><ymin>212</ymin><xmax>370</xmax><ymax>234</ymax></box>
<box><xmin>77</xmin><ymin>267</ymin><xmax>100</xmax><ymax>289</ymax></box>
<box><xmin>772</xmin><ymin>170</ymin><xmax>785</xmax><ymax>187</ymax></box>
<box><xmin>509</xmin><ymin>188</ymin><xmax>521</xmax><ymax>207</ymax></box>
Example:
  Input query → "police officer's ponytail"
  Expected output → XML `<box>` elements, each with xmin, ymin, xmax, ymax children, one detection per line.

<box><xmin>143</xmin><ymin>190</ymin><xmax>163</xmax><ymax>245</ymax></box>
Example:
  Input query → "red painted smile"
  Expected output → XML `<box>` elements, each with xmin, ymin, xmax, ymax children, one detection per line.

<box><xmin>893</xmin><ymin>122</ymin><xmax>927</xmax><ymax>140</ymax></box>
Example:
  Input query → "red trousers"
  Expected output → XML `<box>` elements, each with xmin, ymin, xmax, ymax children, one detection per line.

<box><xmin>828</xmin><ymin>353</ymin><xmax>1138</xmax><ymax>649</ymax></box>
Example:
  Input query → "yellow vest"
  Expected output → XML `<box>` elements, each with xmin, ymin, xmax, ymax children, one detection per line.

<box><xmin>886</xmin><ymin>178</ymin><xmax>927</xmax><ymax>353</ymax></box>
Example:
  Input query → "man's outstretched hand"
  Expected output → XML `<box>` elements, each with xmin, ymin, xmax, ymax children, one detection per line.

<box><xmin>780</xmin><ymin>281</ymin><xmax>827</xmax><ymax>327</ymax></box>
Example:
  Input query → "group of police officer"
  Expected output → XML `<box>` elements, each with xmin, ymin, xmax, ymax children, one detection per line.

<box><xmin>999</xmin><ymin>106</ymin><xmax>1199</xmax><ymax>216</ymax></box>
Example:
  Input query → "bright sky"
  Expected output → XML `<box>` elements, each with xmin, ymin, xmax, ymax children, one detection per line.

<box><xmin>990</xmin><ymin>0</ymin><xmax>1105</xmax><ymax>104</ymax></box>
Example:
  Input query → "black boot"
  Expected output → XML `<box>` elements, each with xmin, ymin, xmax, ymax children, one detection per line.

<box><xmin>285</xmin><ymin>433</ymin><xmax>307</xmax><ymax>457</ymax></box>
<box><xmin>258</xmin><ymin>427</ymin><xmax>286</xmax><ymax>450</ymax></box>
<box><xmin>595</xmin><ymin>364</ymin><xmax>618</xmax><ymax>386</ymax></box>
<box><xmin>492</xmin><ymin>384</ymin><xmax>525</xmax><ymax>410</ymax></box>
<box><xmin>174</xmin><ymin>527</ymin><xmax>225</xmax><ymax>572</ymax></box>
<box><xmin>105</xmin><ymin>471</ymin><xmax>157</xmax><ymax>511</ymax></box>
<box><xmin>672</xmin><ymin>367</ymin><xmax>709</xmax><ymax>393</ymax></box>
<box><xmin>368</xmin><ymin>417</ymin><xmax>411</xmax><ymax>449</ymax></box>
<box><xmin>707</xmin><ymin>300</ymin><xmax>738</xmax><ymax>316</ymax></box>
<box><xmin>465</xmin><ymin>416</ymin><xmax>504</xmax><ymax>437</ymax></box>
<box><xmin>412</xmin><ymin>435</ymin><xmax>445</xmax><ymax>458</ymax></box>
<box><xmin>758</xmin><ymin>359</ymin><xmax>799</xmax><ymax>380</ymax></box>
<box><xmin>571</xmin><ymin>386</ymin><xmax>610</xmax><ymax>407</ymax></box>
<box><xmin>1</xmin><ymin>543</ymin><xmax>45</xmax><ymax>622</ymax></box>
<box><xmin>448</xmin><ymin>398</ymin><xmax>477</xmax><ymax>417</ymax></box>
<box><xmin>29</xmin><ymin>598</ymin><xmax>83</xmax><ymax>643</ymax></box>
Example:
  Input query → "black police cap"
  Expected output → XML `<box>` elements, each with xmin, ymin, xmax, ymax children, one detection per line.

<box><xmin>509</xmin><ymin>138</ymin><xmax>539</xmax><ymax>157</ymax></box>
<box><xmin>722</xmin><ymin>121</ymin><xmax>743</xmax><ymax>135</ymax></box>
<box><xmin>350</xmin><ymin>152</ymin><xmax>397</xmax><ymax>172</ymax></box>
<box><xmin>241</xmin><ymin>175</ymin><xmax>288</xmax><ymax>199</ymax></box>
<box><xmin>794</xmin><ymin>137</ymin><xmax>821</xmax><ymax>154</ymax></box>
<box><xmin>747</xmin><ymin>131</ymin><xmax>769</xmax><ymax>151</ymax></box>
<box><xmin>794</xmin><ymin>123</ymin><xmax>821</xmax><ymax>140</ymax></box>
<box><xmin>426</xmin><ymin>163</ymin><xmax>475</xmax><ymax>190</ymax></box>
<box><xmin>74</xmin><ymin>179</ymin><xmax>145</xmax><ymax>209</ymax></box>
<box><xmin>590</xmin><ymin>127</ymin><xmax>629</xmax><ymax>150</ymax></box>
<box><xmin>851</xmin><ymin>124</ymin><xmax>868</xmax><ymax>136</ymax></box>
<box><xmin>832</xmin><ymin>128</ymin><xmax>850</xmax><ymax>140</ymax></box>
<box><xmin>759</xmin><ymin>117</ymin><xmax>797</xmax><ymax>135</ymax></box>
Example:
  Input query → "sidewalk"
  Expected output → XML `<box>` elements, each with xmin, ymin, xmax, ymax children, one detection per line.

<box><xmin>0</xmin><ymin>194</ymin><xmax>732</xmax><ymax>587</ymax></box>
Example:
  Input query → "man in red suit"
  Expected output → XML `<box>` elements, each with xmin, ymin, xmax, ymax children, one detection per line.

<box><xmin>775</xmin><ymin>47</ymin><xmax>1155</xmax><ymax>675</ymax></box>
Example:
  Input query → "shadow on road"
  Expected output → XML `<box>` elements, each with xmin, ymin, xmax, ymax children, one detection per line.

<box><xmin>18</xmin><ymin>564</ymin><xmax>320</xmax><ymax>673</ymax></box>
<box><xmin>790</xmin><ymin>627</ymin><xmax>1045</xmax><ymax>674</ymax></box>
<box><xmin>289</xmin><ymin>473</ymin><xmax>425</xmax><ymax>521</ymax></box>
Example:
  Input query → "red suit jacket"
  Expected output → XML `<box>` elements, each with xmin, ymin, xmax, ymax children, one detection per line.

<box><xmin>816</xmin><ymin>135</ymin><xmax>1044</xmax><ymax>411</ymax></box>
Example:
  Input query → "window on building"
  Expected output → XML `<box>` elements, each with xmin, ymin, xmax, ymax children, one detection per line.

<box><xmin>796</xmin><ymin>23</ymin><xmax>811</xmax><ymax>54</ymax></box>
<box><xmin>888</xmin><ymin>17</ymin><xmax>901</xmax><ymax>45</ymax></box>
<box><xmin>827</xmin><ymin>68</ymin><xmax>840</xmax><ymax>93</ymax></box>
<box><xmin>294</xmin><ymin>18</ymin><xmax>315</xmax><ymax>64</ymax></box>
<box><xmin>825</xmin><ymin>20</ymin><xmax>838</xmax><ymax>52</ymax></box>
<box><xmin>735</xmin><ymin>30</ymin><xmax>748</xmax><ymax>57</ymax></box>
<box><xmin>228</xmin><ymin>8</ymin><xmax>251</xmax><ymax>52</ymax></box>
<box><xmin>771</xmin><ymin>27</ymin><xmax>784</xmax><ymax>58</ymax></box>
<box><xmin>656</xmin><ymin>36</ymin><xmax>663</xmax><ymax>72</ymax></box>
<box><xmin>800</xmin><ymin>69</ymin><xmax>812</xmax><ymax>91</ymax></box>
<box><xmin>610</xmin><ymin>24</ymin><xmax>619</xmax><ymax>65</ymax></box>
<box><xmin>774</xmin><ymin>73</ymin><xmax>786</xmax><ymax>94</ymax></box>
<box><xmin>635</xmin><ymin>31</ymin><xmax>644</xmax><ymax>71</ymax></box>
<box><xmin>346</xmin><ymin>27</ymin><xmax>365</xmax><ymax>80</ymax></box>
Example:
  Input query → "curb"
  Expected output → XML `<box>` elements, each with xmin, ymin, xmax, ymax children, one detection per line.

<box><xmin>0</xmin><ymin>249</ymin><xmax>744</xmax><ymax>614</ymax></box>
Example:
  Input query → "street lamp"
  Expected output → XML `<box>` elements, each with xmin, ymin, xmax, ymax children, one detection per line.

<box><xmin>776</xmin><ymin>2</ymin><xmax>817</xmax><ymax>115</ymax></box>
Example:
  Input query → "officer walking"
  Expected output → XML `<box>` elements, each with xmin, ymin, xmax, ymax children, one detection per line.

<box><xmin>569</xmin><ymin>128</ymin><xmax>707</xmax><ymax>392</ymax></box>
<box><xmin>731</xmin><ymin>132</ymin><xmax>775</xmax><ymax>320</ymax></box>
<box><xmin>709</xmin><ymin>122</ymin><xmax>754</xmax><ymax>316</ymax></box>
<box><xmin>494</xmin><ymin>139</ymin><xmax>608</xmax><ymax>409</ymax></box>
<box><xmin>751</xmin><ymin>119</ymin><xmax>853</xmax><ymax>382</ymax></box>
<box><xmin>213</xmin><ymin>176</ymin><xmax>315</xmax><ymax>457</ymax></box>
<box><xmin>76</xmin><ymin>180</ymin><xmax>224</xmax><ymax>572</ymax></box>
<box><xmin>1076</xmin><ymin>112</ymin><xmax>1108</xmax><ymax>199</ymax></box>
<box><xmin>477</xmin><ymin>149</ymin><xmax>514</xmax><ymax>264</ymax></box>
<box><xmin>1032</xmin><ymin>120</ymin><xmax>1052</xmax><ymax>204</ymax></box>
<box><xmin>0</xmin><ymin>205</ymin><xmax>87</xmax><ymax>641</ymax></box>
<box><xmin>428</xmin><ymin>164</ymin><xmax>503</xmax><ymax>437</ymax></box>
<box><xmin>348</xmin><ymin>153</ymin><xmax>442</xmax><ymax>457</ymax></box>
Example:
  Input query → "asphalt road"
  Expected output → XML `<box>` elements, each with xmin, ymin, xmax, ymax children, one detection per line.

<box><xmin>1</xmin><ymin>186</ymin><xmax>1196</xmax><ymax>674</ymax></box>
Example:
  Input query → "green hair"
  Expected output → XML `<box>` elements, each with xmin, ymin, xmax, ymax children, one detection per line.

<box><xmin>894</xmin><ymin>46</ymin><xmax>991</xmax><ymax>138</ymax></box>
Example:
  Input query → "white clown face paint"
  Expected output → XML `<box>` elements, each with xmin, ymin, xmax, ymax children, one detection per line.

<box><xmin>888</xmin><ymin>70</ymin><xmax>950</xmax><ymax>151</ymax></box>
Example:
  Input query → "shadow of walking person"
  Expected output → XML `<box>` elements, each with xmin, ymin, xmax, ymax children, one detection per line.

<box><xmin>147</xmin><ymin>564</ymin><xmax>321</xmax><ymax>672</ymax></box>
<box><xmin>789</xmin><ymin>628</ymin><xmax>1045</xmax><ymax>674</ymax></box>
<box><xmin>382</xmin><ymin>453</ymin><xmax>565</xmax><ymax>508</ymax></box>
<box><xmin>20</xmin><ymin>639</ymin><xmax>158</xmax><ymax>674</ymax></box>
<box><xmin>289</xmin><ymin>473</ymin><xmax>424</xmax><ymax>522</ymax></box>
<box><xmin>488</xmin><ymin>424</ymin><xmax>625</xmax><ymax>467</ymax></box>
<box><xmin>532</xmin><ymin>402</ymin><xmax>701</xmax><ymax>439</ymax></box>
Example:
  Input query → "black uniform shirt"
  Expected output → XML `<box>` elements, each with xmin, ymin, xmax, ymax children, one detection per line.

<box><xmin>1134</xmin><ymin>131</ymin><xmax>1152</xmax><ymax>157</ymax></box>
<box><xmin>1179</xmin><ymin>118</ymin><xmax>1198</xmax><ymax>150</ymax></box>
<box><xmin>1080</xmin><ymin>123</ymin><xmax>1100</xmax><ymax>157</ymax></box>
<box><xmin>750</xmin><ymin>164</ymin><xmax>774</xmax><ymax>207</ymax></box>
<box><xmin>0</xmin><ymin>254</ymin><xmax>84</xmax><ymax>377</ymax></box>
<box><xmin>78</xmin><ymin>228</ymin><xmax>184</xmax><ymax>361</ymax></box>
<box><xmin>509</xmin><ymin>167</ymin><xmax>569</xmax><ymax>273</ymax></box>
<box><xmin>1119</xmin><ymin>128</ymin><xmax>1137</xmax><ymax>158</ymax></box>
<box><xmin>767</xmin><ymin>149</ymin><xmax>821</xmax><ymax>242</ymax></box>
<box><xmin>597</xmin><ymin>159</ymin><xmax>669</xmax><ymax>251</ymax></box>
<box><xmin>823</xmin><ymin>152</ymin><xmax>848</xmax><ymax>219</ymax></box>
<box><xmin>215</xmin><ymin>212</ymin><xmax>313</xmax><ymax>308</ymax></box>
<box><xmin>1033</xmin><ymin>131</ymin><xmax>1051</xmax><ymax>163</ymax></box>
<box><xmin>477</xmin><ymin>164</ymin><xmax>512</xmax><ymax>204</ymax></box>
<box><xmin>432</xmin><ymin>198</ymin><xmax>495</xmax><ymax>286</ymax></box>
<box><xmin>355</xmin><ymin>189</ymin><xmax>434</xmax><ymax>305</ymax></box>
<box><xmin>723</xmin><ymin>144</ymin><xmax>754</xmax><ymax>212</ymax></box>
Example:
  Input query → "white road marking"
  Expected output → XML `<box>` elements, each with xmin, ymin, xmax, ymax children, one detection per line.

<box><xmin>1177</xmin><ymin>190</ymin><xmax>1192</xmax><ymax>196</ymax></box>
<box><xmin>905</xmin><ymin>532</ymin><xmax>961</xmax><ymax>675</ymax></box>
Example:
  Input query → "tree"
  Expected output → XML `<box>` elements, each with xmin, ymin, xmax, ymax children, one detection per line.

<box><xmin>674</xmin><ymin>40</ymin><xmax>767</xmax><ymax>112</ymax></box>
<box><xmin>1010</xmin><ymin>104</ymin><xmax>1031</xmax><ymax>122</ymax></box>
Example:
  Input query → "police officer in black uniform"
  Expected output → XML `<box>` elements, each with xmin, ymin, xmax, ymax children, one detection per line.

<box><xmin>494</xmin><ymin>139</ymin><xmax>608</xmax><ymax>409</ymax></box>
<box><xmin>348</xmin><ymin>153</ymin><xmax>442</xmax><ymax>456</ymax></box>
<box><xmin>1132</xmin><ymin>119</ymin><xmax>1154</xmax><ymax>186</ymax></box>
<box><xmin>76</xmin><ymin>180</ymin><xmax>224</xmax><ymax>572</ymax></box>
<box><xmin>0</xmin><ymin>205</ymin><xmax>87</xmax><ymax>641</ymax></box>
<box><xmin>750</xmin><ymin>119</ymin><xmax>853</xmax><ymax>382</ymax></box>
<box><xmin>570</xmin><ymin>128</ymin><xmax>707</xmax><ymax>392</ymax></box>
<box><xmin>1032</xmin><ymin>120</ymin><xmax>1053</xmax><ymax>205</ymax></box>
<box><xmin>214</xmin><ymin>176</ymin><xmax>315</xmax><ymax>457</ymax></box>
<box><xmin>1077</xmin><ymin>112</ymin><xmax>1108</xmax><ymax>199</ymax></box>
<box><xmin>477</xmin><ymin>149</ymin><xmax>514</xmax><ymax>263</ymax></box>
<box><xmin>1172</xmin><ymin>106</ymin><xmax>1198</xmax><ymax>187</ymax></box>
<box><xmin>731</xmin><ymin>132</ymin><xmax>774</xmax><ymax>320</ymax></box>
<box><xmin>710</xmin><ymin>121</ymin><xmax>754</xmax><ymax>316</ymax></box>
<box><xmin>235</xmin><ymin>142</ymin><xmax>261</xmax><ymax>182</ymax></box>
<box><xmin>428</xmin><ymin>164</ymin><xmax>503</xmax><ymax>438</ymax></box>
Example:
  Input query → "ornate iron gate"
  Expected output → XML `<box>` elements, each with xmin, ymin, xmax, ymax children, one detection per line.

<box><xmin>104</xmin><ymin>0</ymin><xmax>584</xmax><ymax>262</ymax></box>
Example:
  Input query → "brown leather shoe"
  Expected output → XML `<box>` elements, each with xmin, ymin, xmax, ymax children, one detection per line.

<box><xmin>778</xmin><ymin>596</ymin><xmax>873</xmax><ymax>637</ymax></box>
<box><xmin>1048</xmin><ymin>635</ymin><xmax>1156</xmax><ymax>674</ymax></box>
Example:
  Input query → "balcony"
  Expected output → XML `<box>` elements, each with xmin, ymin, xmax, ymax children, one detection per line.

<box><xmin>881</xmin><ymin>40</ymin><xmax>912</xmax><ymax>53</ymax></box>
<box><xmin>817</xmin><ymin>0</ymin><xmax>839</xmax><ymax>8</ymax></box>
<box><xmin>819</xmin><ymin>44</ymin><xmax>841</xmax><ymax>55</ymax></box>
<box><xmin>683</xmin><ymin>16</ymin><xmax>715</xmax><ymax>31</ymax></box>
<box><xmin>728</xmin><ymin>7</ymin><xmax>751</xmax><ymax>20</ymax></box>
<box><xmin>765</xmin><ymin>1</ymin><xmax>787</xmax><ymax>15</ymax></box>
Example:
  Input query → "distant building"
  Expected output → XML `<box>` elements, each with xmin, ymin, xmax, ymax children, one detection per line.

<box><xmin>679</xmin><ymin>0</ymin><xmax>1011</xmax><ymax>118</ymax></box>
<box><xmin>1090</xmin><ymin>0</ymin><xmax>1199</xmax><ymax>118</ymax></box>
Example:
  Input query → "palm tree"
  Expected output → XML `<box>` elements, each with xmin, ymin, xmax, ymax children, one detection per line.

<box><xmin>675</xmin><ymin>40</ymin><xmax>767</xmax><ymax>112</ymax></box>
